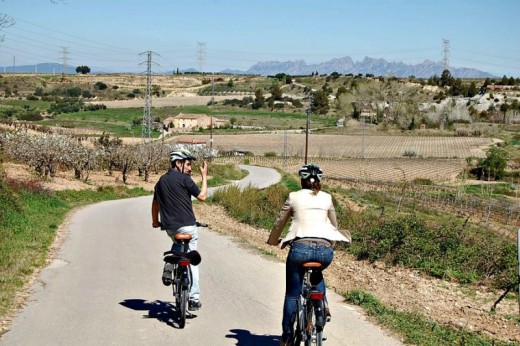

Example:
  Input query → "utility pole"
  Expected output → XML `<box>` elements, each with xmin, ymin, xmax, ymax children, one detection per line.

<box><xmin>283</xmin><ymin>130</ymin><xmax>288</xmax><ymax>169</ymax></box>
<box><xmin>139</xmin><ymin>50</ymin><xmax>158</xmax><ymax>142</ymax></box>
<box><xmin>361</xmin><ymin>115</ymin><xmax>366</xmax><ymax>159</ymax></box>
<box><xmin>442</xmin><ymin>38</ymin><xmax>450</xmax><ymax>71</ymax></box>
<box><xmin>197</xmin><ymin>42</ymin><xmax>206</xmax><ymax>75</ymax></box>
<box><xmin>305</xmin><ymin>93</ymin><xmax>313</xmax><ymax>164</ymax></box>
<box><xmin>209</xmin><ymin>78</ymin><xmax>214</xmax><ymax>160</ymax></box>
<box><xmin>12</xmin><ymin>56</ymin><xmax>15</xmax><ymax>73</ymax></box>
<box><xmin>61</xmin><ymin>46</ymin><xmax>69</xmax><ymax>79</ymax></box>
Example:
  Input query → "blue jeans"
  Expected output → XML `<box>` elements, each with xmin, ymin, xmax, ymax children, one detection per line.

<box><xmin>166</xmin><ymin>225</ymin><xmax>200</xmax><ymax>302</ymax></box>
<box><xmin>282</xmin><ymin>241</ymin><xmax>333</xmax><ymax>341</ymax></box>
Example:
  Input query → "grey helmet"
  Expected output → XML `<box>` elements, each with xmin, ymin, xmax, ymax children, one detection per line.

<box><xmin>170</xmin><ymin>148</ymin><xmax>196</xmax><ymax>162</ymax></box>
<box><xmin>298</xmin><ymin>163</ymin><xmax>323</xmax><ymax>181</ymax></box>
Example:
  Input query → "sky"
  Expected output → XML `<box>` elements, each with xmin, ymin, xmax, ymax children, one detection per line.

<box><xmin>0</xmin><ymin>0</ymin><xmax>519</xmax><ymax>77</ymax></box>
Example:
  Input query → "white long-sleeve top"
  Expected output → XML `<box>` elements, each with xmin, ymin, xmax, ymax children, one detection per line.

<box><xmin>267</xmin><ymin>189</ymin><xmax>351</xmax><ymax>249</ymax></box>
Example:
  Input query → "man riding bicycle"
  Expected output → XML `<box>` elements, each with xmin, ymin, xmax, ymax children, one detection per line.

<box><xmin>152</xmin><ymin>148</ymin><xmax>208</xmax><ymax>311</ymax></box>
<box><xmin>267</xmin><ymin>163</ymin><xmax>350</xmax><ymax>345</ymax></box>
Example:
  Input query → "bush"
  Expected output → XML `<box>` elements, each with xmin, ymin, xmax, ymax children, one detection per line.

<box><xmin>66</xmin><ymin>87</ymin><xmax>82</xmax><ymax>97</ymax></box>
<box><xmin>264</xmin><ymin>151</ymin><xmax>277</xmax><ymax>157</ymax></box>
<box><xmin>94</xmin><ymin>82</ymin><xmax>108</xmax><ymax>90</ymax></box>
<box><xmin>19</xmin><ymin>112</ymin><xmax>43</xmax><ymax>121</ymax></box>
<box><xmin>403</xmin><ymin>149</ymin><xmax>417</xmax><ymax>157</ymax></box>
<box><xmin>348</xmin><ymin>214</ymin><xmax>517</xmax><ymax>287</ymax></box>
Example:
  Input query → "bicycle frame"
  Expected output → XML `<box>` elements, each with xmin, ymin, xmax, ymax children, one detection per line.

<box><xmin>294</xmin><ymin>262</ymin><xmax>326</xmax><ymax>346</ymax></box>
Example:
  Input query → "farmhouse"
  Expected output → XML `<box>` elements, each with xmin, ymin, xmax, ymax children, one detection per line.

<box><xmin>163</xmin><ymin>113</ymin><xmax>228</xmax><ymax>131</ymax></box>
<box><xmin>175</xmin><ymin>138</ymin><xmax>207</xmax><ymax>149</ymax></box>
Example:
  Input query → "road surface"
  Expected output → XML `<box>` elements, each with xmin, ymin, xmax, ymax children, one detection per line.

<box><xmin>0</xmin><ymin>166</ymin><xmax>401</xmax><ymax>345</ymax></box>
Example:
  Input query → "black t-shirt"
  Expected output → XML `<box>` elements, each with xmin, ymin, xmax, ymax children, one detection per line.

<box><xmin>153</xmin><ymin>168</ymin><xmax>201</xmax><ymax>231</ymax></box>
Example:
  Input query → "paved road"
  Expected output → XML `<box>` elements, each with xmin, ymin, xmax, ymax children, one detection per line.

<box><xmin>0</xmin><ymin>166</ymin><xmax>401</xmax><ymax>346</ymax></box>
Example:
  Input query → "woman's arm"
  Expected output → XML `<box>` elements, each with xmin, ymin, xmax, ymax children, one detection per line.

<box><xmin>267</xmin><ymin>198</ymin><xmax>292</xmax><ymax>245</ymax></box>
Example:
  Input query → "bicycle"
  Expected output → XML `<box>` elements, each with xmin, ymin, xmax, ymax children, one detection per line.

<box><xmin>162</xmin><ymin>222</ymin><xmax>206</xmax><ymax>328</ymax></box>
<box><xmin>292</xmin><ymin>262</ymin><xmax>327</xmax><ymax>346</ymax></box>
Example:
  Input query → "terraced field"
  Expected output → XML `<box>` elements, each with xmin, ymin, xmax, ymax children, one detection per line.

<box><xmin>175</xmin><ymin>133</ymin><xmax>496</xmax><ymax>159</ymax></box>
<box><xmin>215</xmin><ymin>156</ymin><xmax>467</xmax><ymax>183</ymax></box>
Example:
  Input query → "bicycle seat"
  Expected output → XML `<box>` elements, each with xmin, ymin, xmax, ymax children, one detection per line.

<box><xmin>303</xmin><ymin>262</ymin><xmax>322</xmax><ymax>269</ymax></box>
<box><xmin>174</xmin><ymin>233</ymin><xmax>192</xmax><ymax>241</ymax></box>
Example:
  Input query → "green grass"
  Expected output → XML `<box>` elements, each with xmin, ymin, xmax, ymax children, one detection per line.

<box><xmin>209</xmin><ymin>173</ymin><xmax>298</xmax><ymax>229</ymax></box>
<box><xmin>0</xmin><ymin>183</ymin><xmax>150</xmax><ymax>318</ymax></box>
<box><xmin>463</xmin><ymin>183</ymin><xmax>519</xmax><ymax>197</ymax></box>
<box><xmin>0</xmin><ymin>99</ymin><xmax>53</xmax><ymax>110</ymax></box>
<box><xmin>345</xmin><ymin>290</ymin><xmax>518</xmax><ymax>346</ymax></box>
<box><xmin>4</xmin><ymin>103</ymin><xmax>335</xmax><ymax>136</ymax></box>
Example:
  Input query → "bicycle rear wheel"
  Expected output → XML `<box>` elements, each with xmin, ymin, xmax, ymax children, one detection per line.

<box><xmin>292</xmin><ymin>296</ymin><xmax>304</xmax><ymax>346</ymax></box>
<box><xmin>304</xmin><ymin>302</ymin><xmax>326</xmax><ymax>345</ymax></box>
<box><xmin>178</xmin><ymin>288</ymin><xmax>188</xmax><ymax>328</ymax></box>
<box><xmin>303</xmin><ymin>301</ymin><xmax>324</xmax><ymax>346</ymax></box>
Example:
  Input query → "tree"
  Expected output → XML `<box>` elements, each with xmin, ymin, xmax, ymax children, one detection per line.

<box><xmin>75</xmin><ymin>65</ymin><xmax>91</xmax><ymax>74</ymax></box>
<box><xmin>467</xmin><ymin>81</ymin><xmax>478</xmax><ymax>98</ymax></box>
<box><xmin>111</xmin><ymin>144</ymin><xmax>137</xmax><ymax>184</ymax></box>
<box><xmin>312</xmin><ymin>90</ymin><xmax>329</xmax><ymax>115</ymax></box>
<box><xmin>440</xmin><ymin>69</ymin><xmax>453</xmax><ymax>87</ymax></box>
<box><xmin>336</xmin><ymin>86</ymin><xmax>347</xmax><ymax>98</ymax></box>
<box><xmin>336</xmin><ymin>92</ymin><xmax>356</xmax><ymax>119</ymax></box>
<box><xmin>252</xmin><ymin>88</ymin><xmax>264</xmax><ymax>109</ymax></box>
<box><xmin>270</xmin><ymin>83</ymin><xmax>283</xmax><ymax>100</ymax></box>
<box><xmin>477</xmin><ymin>147</ymin><xmax>508</xmax><ymax>181</ymax></box>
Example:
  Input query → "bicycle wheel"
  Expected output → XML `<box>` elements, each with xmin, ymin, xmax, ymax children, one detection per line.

<box><xmin>178</xmin><ymin>287</ymin><xmax>188</xmax><ymax>328</ymax></box>
<box><xmin>304</xmin><ymin>300</ymin><xmax>324</xmax><ymax>346</ymax></box>
<box><xmin>292</xmin><ymin>296</ymin><xmax>304</xmax><ymax>346</ymax></box>
<box><xmin>304</xmin><ymin>302</ymin><xmax>314</xmax><ymax>346</ymax></box>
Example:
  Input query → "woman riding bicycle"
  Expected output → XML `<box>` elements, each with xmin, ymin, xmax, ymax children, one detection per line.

<box><xmin>267</xmin><ymin>163</ymin><xmax>350</xmax><ymax>346</ymax></box>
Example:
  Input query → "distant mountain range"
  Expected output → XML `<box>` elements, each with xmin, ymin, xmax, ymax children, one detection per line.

<box><xmin>1</xmin><ymin>56</ymin><xmax>496</xmax><ymax>78</ymax></box>
<box><xmin>244</xmin><ymin>56</ymin><xmax>496</xmax><ymax>78</ymax></box>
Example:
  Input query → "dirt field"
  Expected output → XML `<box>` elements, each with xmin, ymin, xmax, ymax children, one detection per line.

<box><xmin>91</xmin><ymin>94</ymin><xmax>242</xmax><ymax>108</ymax></box>
<box><xmin>170</xmin><ymin>133</ymin><xmax>496</xmax><ymax>159</ymax></box>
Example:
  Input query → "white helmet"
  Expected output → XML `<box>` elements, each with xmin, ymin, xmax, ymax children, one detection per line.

<box><xmin>170</xmin><ymin>148</ymin><xmax>196</xmax><ymax>162</ymax></box>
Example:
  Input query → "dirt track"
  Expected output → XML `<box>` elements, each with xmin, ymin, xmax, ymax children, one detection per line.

<box><xmin>89</xmin><ymin>95</ymin><xmax>248</xmax><ymax>108</ymax></box>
